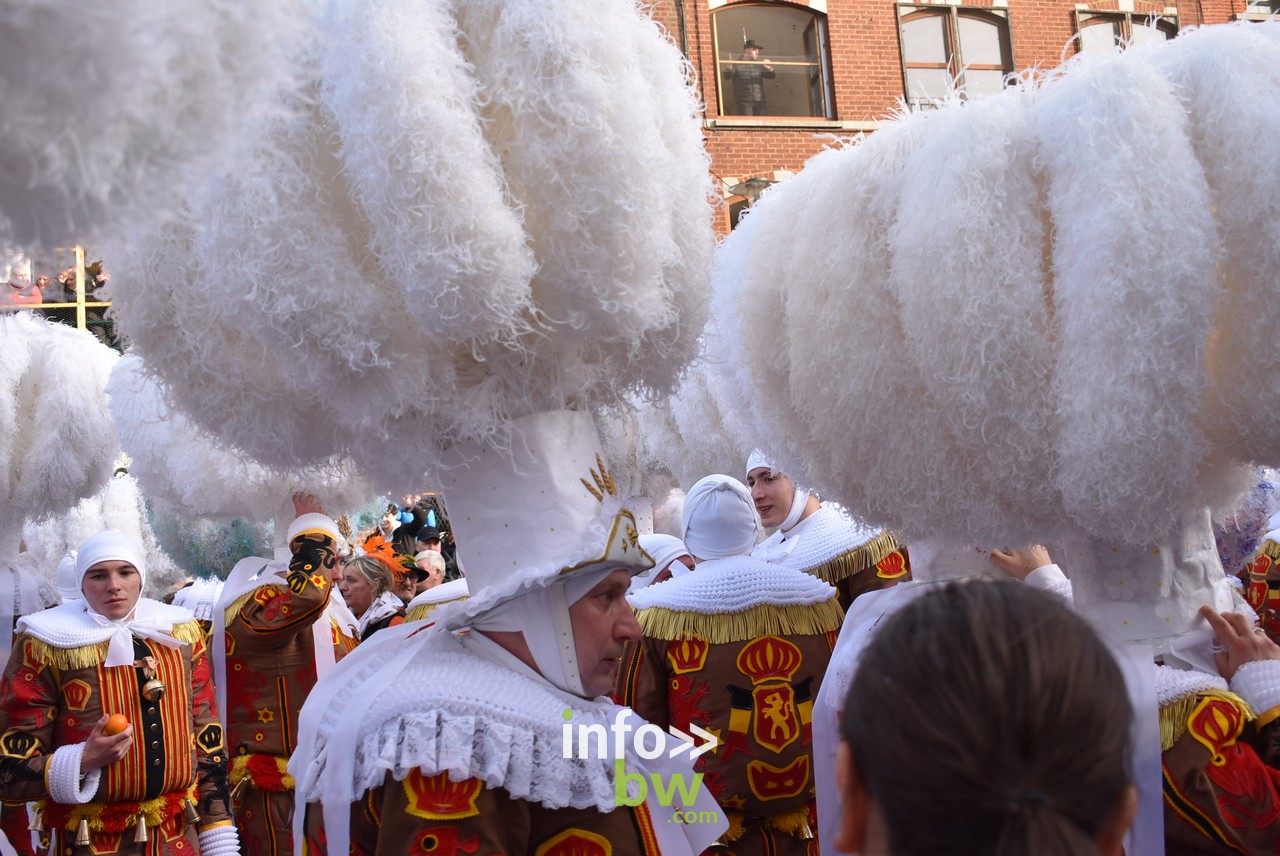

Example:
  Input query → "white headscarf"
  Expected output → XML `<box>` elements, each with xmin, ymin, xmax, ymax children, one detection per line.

<box><xmin>71</xmin><ymin>530</ymin><xmax>183</xmax><ymax>667</ymax></box>
<box><xmin>629</xmin><ymin>534</ymin><xmax>692</xmax><ymax>591</ymax></box>
<box><xmin>745</xmin><ymin>450</ymin><xmax>810</xmax><ymax>533</ymax></box>
<box><xmin>682</xmin><ymin>475</ymin><xmax>761</xmax><ymax>559</ymax></box>
<box><xmin>56</xmin><ymin>552</ymin><xmax>80</xmax><ymax>603</ymax></box>
<box><xmin>471</xmin><ymin>567</ymin><xmax>615</xmax><ymax>698</ymax></box>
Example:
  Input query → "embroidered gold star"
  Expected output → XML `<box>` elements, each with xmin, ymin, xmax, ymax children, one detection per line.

<box><xmin>256</xmin><ymin>708</ymin><xmax>275</xmax><ymax>724</ymax></box>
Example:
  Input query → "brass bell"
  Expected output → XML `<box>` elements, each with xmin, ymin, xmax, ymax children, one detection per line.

<box><xmin>141</xmin><ymin>677</ymin><xmax>166</xmax><ymax>702</ymax></box>
<box><xmin>133</xmin><ymin>814</ymin><xmax>149</xmax><ymax>844</ymax></box>
<box><xmin>797</xmin><ymin>817</ymin><xmax>815</xmax><ymax>840</ymax></box>
<box><xmin>182</xmin><ymin>799</ymin><xmax>201</xmax><ymax>826</ymax></box>
<box><xmin>28</xmin><ymin>805</ymin><xmax>43</xmax><ymax>833</ymax></box>
<box><xmin>74</xmin><ymin>818</ymin><xmax>90</xmax><ymax>847</ymax></box>
<box><xmin>230</xmin><ymin>776</ymin><xmax>250</xmax><ymax>803</ymax></box>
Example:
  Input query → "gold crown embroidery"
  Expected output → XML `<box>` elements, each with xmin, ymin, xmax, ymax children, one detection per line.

<box><xmin>580</xmin><ymin>454</ymin><xmax>618</xmax><ymax>503</ymax></box>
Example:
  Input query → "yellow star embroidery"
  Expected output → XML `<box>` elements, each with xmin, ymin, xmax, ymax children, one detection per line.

<box><xmin>256</xmin><ymin>708</ymin><xmax>275</xmax><ymax>724</ymax></box>
<box><xmin>310</xmin><ymin>573</ymin><xmax>326</xmax><ymax>588</ymax></box>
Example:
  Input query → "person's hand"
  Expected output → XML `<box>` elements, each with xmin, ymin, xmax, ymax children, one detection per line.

<box><xmin>292</xmin><ymin>492</ymin><xmax>325</xmax><ymax>517</ymax></box>
<box><xmin>988</xmin><ymin>545</ymin><xmax>1052</xmax><ymax>581</ymax></box>
<box><xmin>80</xmin><ymin>715</ymin><xmax>133</xmax><ymax>773</ymax></box>
<box><xmin>1199</xmin><ymin>605</ymin><xmax>1280</xmax><ymax>681</ymax></box>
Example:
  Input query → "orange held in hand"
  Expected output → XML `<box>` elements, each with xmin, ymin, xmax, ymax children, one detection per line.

<box><xmin>103</xmin><ymin>714</ymin><xmax>129</xmax><ymax>736</ymax></box>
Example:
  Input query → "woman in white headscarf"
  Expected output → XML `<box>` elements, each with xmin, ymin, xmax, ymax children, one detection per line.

<box><xmin>0</xmin><ymin>530</ymin><xmax>240</xmax><ymax>856</ymax></box>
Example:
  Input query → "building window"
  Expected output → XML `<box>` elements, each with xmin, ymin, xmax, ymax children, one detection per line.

<box><xmin>897</xmin><ymin>6</ymin><xmax>1013</xmax><ymax>109</ymax></box>
<box><xmin>1076</xmin><ymin>10</ymin><xmax>1177</xmax><ymax>54</ymax></box>
<box><xmin>713</xmin><ymin>3</ymin><xmax>833</xmax><ymax>119</ymax></box>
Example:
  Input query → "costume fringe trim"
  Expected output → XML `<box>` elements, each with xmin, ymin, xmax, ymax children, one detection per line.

<box><xmin>222</xmin><ymin>591</ymin><xmax>258</xmax><ymax>627</ymax></box>
<box><xmin>636</xmin><ymin>599</ymin><xmax>844</xmax><ymax>644</ymax></box>
<box><xmin>720</xmin><ymin>806</ymin><xmax>812</xmax><ymax>843</ymax></box>
<box><xmin>806</xmin><ymin>533</ymin><xmax>900</xmax><ymax>583</ymax></box>
<box><xmin>230</xmin><ymin>754</ymin><xmax>295</xmax><ymax>792</ymax></box>
<box><xmin>1159</xmin><ymin>689</ymin><xmax>1253</xmax><ymax>751</ymax></box>
<box><xmin>41</xmin><ymin>784</ymin><xmax>196</xmax><ymax>833</ymax></box>
<box><xmin>26</xmin><ymin>621</ymin><xmax>204</xmax><ymax>670</ymax></box>
<box><xmin>1260</xmin><ymin>538</ymin><xmax>1280</xmax><ymax>563</ymax></box>
<box><xmin>405</xmin><ymin>602</ymin><xmax>440</xmax><ymax>623</ymax></box>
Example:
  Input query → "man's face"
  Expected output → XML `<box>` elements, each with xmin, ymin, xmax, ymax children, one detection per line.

<box><xmin>81</xmin><ymin>560</ymin><xmax>143</xmax><ymax>620</ymax></box>
<box><xmin>570</xmin><ymin>568</ymin><xmax>642</xmax><ymax>697</ymax></box>
<box><xmin>746</xmin><ymin>467</ymin><xmax>794</xmax><ymax>529</ymax></box>
<box><xmin>744</xmin><ymin>46</ymin><xmax>761</xmax><ymax>60</ymax></box>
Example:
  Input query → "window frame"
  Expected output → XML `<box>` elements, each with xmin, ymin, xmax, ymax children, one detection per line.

<box><xmin>896</xmin><ymin>4</ymin><xmax>1015</xmax><ymax>110</ymax></box>
<box><xmin>710</xmin><ymin>2</ymin><xmax>836</xmax><ymax>120</ymax></box>
<box><xmin>1073</xmin><ymin>8</ymin><xmax>1179</xmax><ymax>53</ymax></box>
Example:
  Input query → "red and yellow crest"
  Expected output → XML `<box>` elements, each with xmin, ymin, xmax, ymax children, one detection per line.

<box><xmin>737</xmin><ymin>637</ymin><xmax>801</xmax><ymax>685</ymax></box>
<box><xmin>1188</xmin><ymin>696</ymin><xmax>1246</xmax><ymax>767</ymax></box>
<box><xmin>747</xmin><ymin>756</ymin><xmax>811</xmax><ymax>801</ymax></box>
<box><xmin>875</xmin><ymin>549</ymin><xmax>909</xmax><ymax>580</ymax></box>
<box><xmin>62</xmin><ymin>679</ymin><xmax>92</xmax><ymax>712</ymax></box>
<box><xmin>534</xmin><ymin>828</ymin><xmax>612</xmax><ymax>856</ymax></box>
<box><xmin>753</xmin><ymin>684</ymin><xmax>799</xmax><ymax>753</ymax></box>
<box><xmin>667</xmin><ymin>636</ymin><xmax>709</xmax><ymax>675</ymax></box>
<box><xmin>402</xmin><ymin>770</ymin><xmax>483</xmax><ymax>821</ymax></box>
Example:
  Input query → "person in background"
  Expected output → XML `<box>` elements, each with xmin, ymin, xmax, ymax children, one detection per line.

<box><xmin>339</xmin><ymin>555</ymin><xmax>405</xmax><ymax>641</ymax></box>
<box><xmin>213</xmin><ymin>494</ymin><xmax>357</xmax><ymax>856</ymax></box>
<box><xmin>835</xmin><ymin>580</ymin><xmax>1136</xmax><ymax>856</ymax></box>
<box><xmin>727</xmin><ymin>40</ymin><xmax>776</xmax><ymax>116</ymax></box>
<box><xmin>0</xmin><ymin>530</ymin><xmax>238</xmax><ymax>855</ymax></box>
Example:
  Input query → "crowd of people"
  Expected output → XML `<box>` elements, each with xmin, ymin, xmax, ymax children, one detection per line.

<box><xmin>2</xmin><ymin>416</ymin><xmax>1278</xmax><ymax>856</ymax></box>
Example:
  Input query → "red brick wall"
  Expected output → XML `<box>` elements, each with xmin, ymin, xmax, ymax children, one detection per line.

<box><xmin>645</xmin><ymin>0</ymin><xmax>1248</xmax><ymax>233</ymax></box>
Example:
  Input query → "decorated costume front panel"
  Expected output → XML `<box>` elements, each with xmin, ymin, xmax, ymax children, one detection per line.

<box><xmin>617</xmin><ymin>629</ymin><xmax>833</xmax><ymax>856</ymax></box>
<box><xmin>223</xmin><ymin>527</ymin><xmax>351</xmax><ymax>855</ymax></box>
<box><xmin>304</xmin><ymin>771</ymin><xmax>658</xmax><ymax>856</ymax></box>
<box><xmin>1161</xmin><ymin>690</ymin><xmax>1280</xmax><ymax>855</ymax></box>
<box><xmin>0</xmin><ymin>623</ymin><xmax>231</xmax><ymax>854</ymax></box>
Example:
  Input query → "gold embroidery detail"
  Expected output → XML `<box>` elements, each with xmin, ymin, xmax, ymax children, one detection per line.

<box><xmin>579</xmin><ymin>453</ymin><xmax>618</xmax><ymax>503</ymax></box>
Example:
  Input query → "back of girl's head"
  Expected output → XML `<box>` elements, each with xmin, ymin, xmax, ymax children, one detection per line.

<box><xmin>841</xmin><ymin>580</ymin><xmax>1132</xmax><ymax>856</ymax></box>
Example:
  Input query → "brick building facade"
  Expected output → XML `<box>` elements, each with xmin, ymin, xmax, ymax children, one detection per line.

<box><xmin>647</xmin><ymin>0</ymin><xmax>1276</xmax><ymax>232</ymax></box>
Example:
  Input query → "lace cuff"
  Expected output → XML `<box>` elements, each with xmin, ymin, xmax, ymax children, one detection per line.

<box><xmin>1230</xmin><ymin>659</ymin><xmax>1280</xmax><ymax>720</ymax></box>
<box><xmin>198</xmin><ymin>822</ymin><xmax>241</xmax><ymax>856</ymax></box>
<box><xmin>47</xmin><ymin>744</ymin><xmax>100</xmax><ymax>804</ymax></box>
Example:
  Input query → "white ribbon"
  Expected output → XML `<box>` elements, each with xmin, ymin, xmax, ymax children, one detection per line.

<box><xmin>84</xmin><ymin>600</ymin><xmax>184</xmax><ymax>668</ymax></box>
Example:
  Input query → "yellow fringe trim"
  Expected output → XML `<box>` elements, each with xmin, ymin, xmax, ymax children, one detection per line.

<box><xmin>766</xmin><ymin>806</ymin><xmax>814</xmax><ymax>837</ymax></box>
<box><xmin>805</xmin><ymin>532</ymin><xmax>900</xmax><ymax>583</ymax></box>
<box><xmin>42</xmin><ymin>783</ymin><xmax>196</xmax><ymax>831</ymax></box>
<box><xmin>718</xmin><ymin>808</ymin><xmax>811</xmax><ymax>843</ymax></box>
<box><xmin>722</xmin><ymin>812</ymin><xmax>745</xmax><ymax>843</ymax></box>
<box><xmin>1160</xmin><ymin>689</ymin><xmax>1254</xmax><ymax>751</ymax></box>
<box><xmin>636</xmin><ymin>599</ymin><xmax>845</xmax><ymax>644</ymax></box>
<box><xmin>229</xmin><ymin>754</ymin><xmax>295</xmax><ymax>790</ymax></box>
<box><xmin>405</xmin><ymin>596</ymin><xmax>468</xmax><ymax>624</ymax></box>
<box><xmin>1260</xmin><ymin>538</ymin><xmax>1280</xmax><ymax>562</ymax></box>
<box><xmin>25</xmin><ymin>621</ymin><xmax>204</xmax><ymax>670</ymax></box>
<box><xmin>222</xmin><ymin>590</ymin><xmax>258</xmax><ymax>626</ymax></box>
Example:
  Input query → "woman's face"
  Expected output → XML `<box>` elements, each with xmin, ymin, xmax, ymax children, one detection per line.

<box><xmin>81</xmin><ymin>561</ymin><xmax>143</xmax><ymax>620</ymax></box>
<box><xmin>338</xmin><ymin>565</ymin><xmax>375</xmax><ymax>616</ymax></box>
<box><xmin>746</xmin><ymin>467</ymin><xmax>794</xmax><ymax>529</ymax></box>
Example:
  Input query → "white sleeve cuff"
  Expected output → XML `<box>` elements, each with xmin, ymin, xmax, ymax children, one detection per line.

<box><xmin>1024</xmin><ymin>564</ymin><xmax>1073</xmax><ymax>602</ymax></box>
<box><xmin>1230</xmin><ymin>659</ymin><xmax>1280</xmax><ymax>718</ymax></box>
<box><xmin>198</xmin><ymin>824</ymin><xmax>241</xmax><ymax>856</ymax></box>
<box><xmin>47</xmin><ymin>744</ymin><xmax>100</xmax><ymax>804</ymax></box>
<box><xmin>287</xmin><ymin>513</ymin><xmax>339</xmax><ymax>544</ymax></box>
